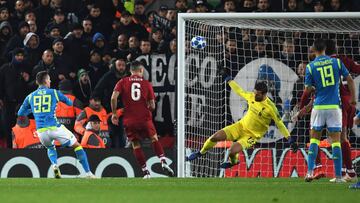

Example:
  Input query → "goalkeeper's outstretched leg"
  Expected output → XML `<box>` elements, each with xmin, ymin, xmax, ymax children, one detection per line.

<box><xmin>186</xmin><ymin>129</ymin><xmax>227</xmax><ymax>161</ymax></box>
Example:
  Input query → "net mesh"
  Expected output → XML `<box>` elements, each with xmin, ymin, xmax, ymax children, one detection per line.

<box><xmin>183</xmin><ymin>16</ymin><xmax>360</xmax><ymax>177</ymax></box>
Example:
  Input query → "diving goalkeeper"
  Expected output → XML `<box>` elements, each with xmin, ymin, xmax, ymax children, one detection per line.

<box><xmin>187</xmin><ymin>78</ymin><xmax>290</xmax><ymax>168</ymax></box>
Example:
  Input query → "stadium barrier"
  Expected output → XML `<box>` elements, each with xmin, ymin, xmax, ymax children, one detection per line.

<box><xmin>0</xmin><ymin>149</ymin><xmax>176</xmax><ymax>178</ymax></box>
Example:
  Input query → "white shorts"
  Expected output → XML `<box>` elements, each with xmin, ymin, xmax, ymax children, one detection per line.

<box><xmin>37</xmin><ymin>125</ymin><xmax>77</xmax><ymax>148</ymax></box>
<box><xmin>310</xmin><ymin>109</ymin><xmax>342</xmax><ymax>132</ymax></box>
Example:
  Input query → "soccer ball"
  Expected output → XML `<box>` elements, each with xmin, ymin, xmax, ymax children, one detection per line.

<box><xmin>191</xmin><ymin>36</ymin><xmax>206</xmax><ymax>49</ymax></box>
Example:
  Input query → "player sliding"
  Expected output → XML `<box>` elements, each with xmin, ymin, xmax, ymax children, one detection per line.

<box><xmin>187</xmin><ymin>78</ymin><xmax>290</xmax><ymax>168</ymax></box>
<box><xmin>299</xmin><ymin>38</ymin><xmax>356</xmax><ymax>183</ymax></box>
<box><xmin>111</xmin><ymin>61</ymin><xmax>174</xmax><ymax>178</ymax></box>
<box><xmin>17</xmin><ymin>71</ymin><xmax>96</xmax><ymax>178</ymax></box>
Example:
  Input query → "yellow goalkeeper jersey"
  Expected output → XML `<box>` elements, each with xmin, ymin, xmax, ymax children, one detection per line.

<box><xmin>229</xmin><ymin>81</ymin><xmax>290</xmax><ymax>139</ymax></box>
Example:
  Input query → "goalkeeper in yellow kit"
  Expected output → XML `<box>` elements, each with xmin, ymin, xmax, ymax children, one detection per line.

<box><xmin>186</xmin><ymin>77</ymin><xmax>290</xmax><ymax>168</ymax></box>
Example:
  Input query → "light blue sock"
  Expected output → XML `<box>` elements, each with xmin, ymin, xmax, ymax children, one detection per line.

<box><xmin>307</xmin><ymin>138</ymin><xmax>319</xmax><ymax>173</ymax></box>
<box><xmin>74</xmin><ymin>146</ymin><xmax>90</xmax><ymax>173</ymax></box>
<box><xmin>332</xmin><ymin>142</ymin><xmax>342</xmax><ymax>178</ymax></box>
<box><xmin>47</xmin><ymin>146</ymin><xmax>58</xmax><ymax>165</ymax></box>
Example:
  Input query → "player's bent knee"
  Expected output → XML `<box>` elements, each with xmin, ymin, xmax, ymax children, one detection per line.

<box><xmin>210</xmin><ymin>130</ymin><xmax>227</xmax><ymax>142</ymax></box>
<box><xmin>132</xmin><ymin>140</ymin><xmax>141</xmax><ymax>149</ymax></box>
<box><xmin>150</xmin><ymin>134</ymin><xmax>158</xmax><ymax>142</ymax></box>
<box><xmin>230</xmin><ymin>142</ymin><xmax>242</xmax><ymax>155</ymax></box>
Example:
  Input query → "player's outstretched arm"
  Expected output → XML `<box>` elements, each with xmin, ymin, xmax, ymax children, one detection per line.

<box><xmin>17</xmin><ymin>95</ymin><xmax>31</xmax><ymax>116</ymax></box>
<box><xmin>270</xmin><ymin>102</ymin><xmax>290</xmax><ymax>139</ymax></box>
<box><xmin>56</xmin><ymin>90</ymin><xmax>73</xmax><ymax>106</ymax></box>
<box><xmin>228</xmin><ymin>80</ymin><xmax>252</xmax><ymax>101</ymax></box>
<box><xmin>110</xmin><ymin>90</ymin><xmax>120</xmax><ymax>125</ymax></box>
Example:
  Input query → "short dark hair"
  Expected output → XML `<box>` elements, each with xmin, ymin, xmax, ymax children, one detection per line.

<box><xmin>312</xmin><ymin>38</ymin><xmax>327</xmax><ymax>52</ymax></box>
<box><xmin>325</xmin><ymin>39</ymin><xmax>336</xmax><ymax>55</ymax></box>
<box><xmin>254</xmin><ymin>81</ymin><xmax>268</xmax><ymax>94</ymax></box>
<box><xmin>130</xmin><ymin>61</ymin><xmax>144</xmax><ymax>71</ymax></box>
<box><xmin>36</xmin><ymin>71</ymin><xmax>49</xmax><ymax>85</ymax></box>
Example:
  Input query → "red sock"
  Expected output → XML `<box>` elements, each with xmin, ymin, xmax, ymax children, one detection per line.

<box><xmin>133</xmin><ymin>147</ymin><xmax>146</xmax><ymax>168</ymax></box>
<box><xmin>315</xmin><ymin>146</ymin><xmax>322</xmax><ymax>166</ymax></box>
<box><xmin>152</xmin><ymin>140</ymin><xmax>165</xmax><ymax>161</ymax></box>
<box><xmin>341</xmin><ymin>141</ymin><xmax>353</xmax><ymax>170</ymax></box>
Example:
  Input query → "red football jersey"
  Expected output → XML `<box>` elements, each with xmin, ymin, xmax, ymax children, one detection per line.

<box><xmin>114</xmin><ymin>75</ymin><xmax>155</xmax><ymax>125</ymax></box>
<box><xmin>331</xmin><ymin>54</ymin><xmax>360</xmax><ymax>97</ymax></box>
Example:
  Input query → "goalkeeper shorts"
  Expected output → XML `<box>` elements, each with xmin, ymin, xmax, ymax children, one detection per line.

<box><xmin>223</xmin><ymin>121</ymin><xmax>259</xmax><ymax>149</ymax></box>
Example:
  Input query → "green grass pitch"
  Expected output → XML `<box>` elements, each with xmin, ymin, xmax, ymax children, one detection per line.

<box><xmin>0</xmin><ymin>178</ymin><xmax>359</xmax><ymax>203</ymax></box>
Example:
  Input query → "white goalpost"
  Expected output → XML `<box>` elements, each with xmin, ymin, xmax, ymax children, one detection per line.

<box><xmin>177</xmin><ymin>12</ymin><xmax>360</xmax><ymax>178</ymax></box>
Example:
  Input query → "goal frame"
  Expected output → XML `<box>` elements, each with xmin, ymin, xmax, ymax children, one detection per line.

<box><xmin>177</xmin><ymin>12</ymin><xmax>360</xmax><ymax>178</ymax></box>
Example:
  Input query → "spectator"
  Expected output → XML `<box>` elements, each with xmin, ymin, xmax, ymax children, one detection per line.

<box><xmin>0</xmin><ymin>48</ymin><xmax>31</xmax><ymax>148</ymax></box>
<box><xmin>240</xmin><ymin>0</ymin><xmax>255</xmax><ymax>12</ymax></box>
<box><xmin>112</xmin><ymin>33</ymin><xmax>129</xmax><ymax>59</ymax></box>
<box><xmin>158</xmin><ymin>5</ymin><xmax>168</xmax><ymax>17</ymax></box>
<box><xmin>285</xmin><ymin>0</ymin><xmax>299</xmax><ymax>12</ymax></box>
<box><xmin>56</xmin><ymin>79</ymin><xmax>83</xmax><ymax>133</ymax></box>
<box><xmin>93</xmin><ymin>58</ymin><xmax>129</xmax><ymax>113</ymax></box>
<box><xmin>194</xmin><ymin>0</ymin><xmax>210</xmax><ymax>12</ymax></box>
<box><xmin>92</xmin><ymin>32</ymin><xmax>106</xmax><ymax>55</ymax></box>
<box><xmin>88</xmin><ymin>49</ymin><xmax>107</xmax><ymax>85</ymax></box>
<box><xmin>139</xmin><ymin>39</ymin><xmax>152</xmax><ymax>55</ymax></box>
<box><xmin>0</xmin><ymin>21</ymin><xmax>12</xmax><ymax>60</ymax></box>
<box><xmin>73</xmin><ymin>68</ymin><xmax>93</xmax><ymax>105</ymax></box>
<box><xmin>11</xmin><ymin>0</ymin><xmax>26</xmax><ymax>29</ymax></box>
<box><xmin>23</xmin><ymin>32</ymin><xmax>42</xmax><ymax>69</ymax></box>
<box><xmin>223</xmin><ymin>0</ymin><xmax>237</xmax><ymax>12</ymax></box>
<box><xmin>12</xmin><ymin>116</ymin><xmax>43</xmax><ymax>149</ymax></box>
<box><xmin>27</xmin><ymin>20</ymin><xmax>37</xmax><ymax>34</ymax></box>
<box><xmin>82</xmin><ymin>18</ymin><xmax>94</xmax><ymax>44</ymax></box>
<box><xmin>74</xmin><ymin>95</ymin><xmax>111</xmax><ymax>147</ymax></box>
<box><xmin>313</xmin><ymin>0</ymin><xmax>325</xmax><ymax>12</ymax></box>
<box><xmin>0</xmin><ymin>7</ymin><xmax>10</xmax><ymax>22</ymax></box>
<box><xmin>256</xmin><ymin>0</ymin><xmax>271</xmax><ymax>12</ymax></box>
<box><xmin>150</xmin><ymin>28</ymin><xmax>167</xmax><ymax>53</ymax></box>
<box><xmin>175</xmin><ymin>0</ymin><xmax>188</xmax><ymax>12</ymax></box>
<box><xmin>81</xmin><ymin>114</ymin><xmax>106</xmax><ymax>148</ymax></box>
<box><xmin>87</xmin><ymin>4</ymin><xmax>112</xmax><ymax>36</ymax></box>
<box><xmin>52</xmin><ymin>37</ymin><xmax>75</xmax><ymax>80</ymax></box>
<box><xmin>93</xmin><ymin>58</ymin><xmax>128</xmax><ymax>148</ymax></box>
<box><xmin>64</xmin><ymin>23</ymin><xmax>91</xmax><ymax>71</ymax></box>
<box><xmin>110</xmin><ymin>10</ymin><xmax>148</xmax><ymax>47</ymax></box>
<box><xmin>327</xmin><ymin>0</ymin><xmax>343</xmax><ymax>11</ymax></box>
<box><xmin>127</xmin><ymin>35</ymin><xmax>140</xmax><ymax>61</ymax></box>
<box><xmin>32</xmin><ymin>49</ymin><xmax>66</xmax><ymax>89</ymax></box>
<box><xmin>4</xmin><ymin>21</ymin><xmax>29</xmax><ymax>60</ymax></box>
<box><xmin>279</xmin><ymin>39</ymin><xmax>299</xmax><ymax>70</ymax></box>
<box><xmin>34</xmin><ymin>0</ymin><xmax>54</xmax><ymax>34</ymax></box>
<box><xmin>42</xmin><ymin>24</ymin><xmax>61</xmax><ymax>49</ymax></box>
<box><xmin>169</xmin><ymin>38</ymin><xmax>176</xmax><ymax>55</ymax></box>
<box><xmin>45</xmin><ymin>9</ymin><xmax>69</xmax><ymax>37</ymax></box>
<box><xmin>24</xmin><ymin>10</ymin><xmax>37</xmax><ymax>22</ymax></box>
<box><xmin>133</xmin><ymin>0</ymin><xmax>147</xmax><ymax>25</ymax></box>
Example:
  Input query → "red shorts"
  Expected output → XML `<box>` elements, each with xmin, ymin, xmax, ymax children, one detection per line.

<box><xmin>342</xmin><ymin>96</ymin><xmax>356</xmax><ymax>128</ymax></box>
<box><xmin>124</xmin><ymin>120</ymin><xmax>157</xmax><ymax>141</ymax></box>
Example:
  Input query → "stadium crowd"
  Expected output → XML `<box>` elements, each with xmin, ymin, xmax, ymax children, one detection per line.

<box><xmin>0</xmin><ymin>0</ymin><xmax>359</xmax><ymax>149</ymax></box>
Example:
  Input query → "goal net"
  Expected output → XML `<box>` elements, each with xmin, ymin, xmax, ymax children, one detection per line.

<box><xmin>177</xmin><ymin>13</ymin><xmax>360</xmax><ymax>178</ymax></box>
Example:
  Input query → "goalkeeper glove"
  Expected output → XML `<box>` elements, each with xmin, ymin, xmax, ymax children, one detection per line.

<box><xmin>220</xmin><ymin>68</ymin><xmax>232</xmax><ymax>83</ymax></box>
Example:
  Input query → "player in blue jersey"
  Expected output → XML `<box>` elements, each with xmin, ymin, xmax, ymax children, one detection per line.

<box><xmin>299</xmin><ymin>39</ymin><xmax>356</xmax><ymax>183</ymax></box>
<box><xmin>17</xmin><ymin>71</ymin><xmax>96</xmax><ymax>178</ymax></box>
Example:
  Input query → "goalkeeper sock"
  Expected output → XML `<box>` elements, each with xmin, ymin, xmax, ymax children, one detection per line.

<box><xmin>229</xmin><ymin>153</ymin><xmax>239</xmax><ymax>164</ymax></box>
<box><xmin>332</xmin><ymin>142</ymin><xmax>342</xmax><ymax>178</ymax></box>
<box><xmin>74</xmin><ymin>146</ymin><xmax>90</xmax><ymax>173</ymax></box>
<box><xmin>151</xmin><ymin>140</ymin><xmax>165</xmax><ymax>159</ymax></box>
<box><xmin>307</xmin><ymin>138</ymin><xmax>319</xmax><ymax>173</ymax></box>
<box><xmin>133</xmin><ymin>147</ymin><xmax>146</xmax><ymax>168</ymax></box>
<box><xmin>200</xmin><ymin>138</ymin><xmax>216</xmax><ymax>154</ymax></box>
<box><xmin>47</xmin><ymin>146</ymin><xmax>58</xmax><ymax>165</ymax></box>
